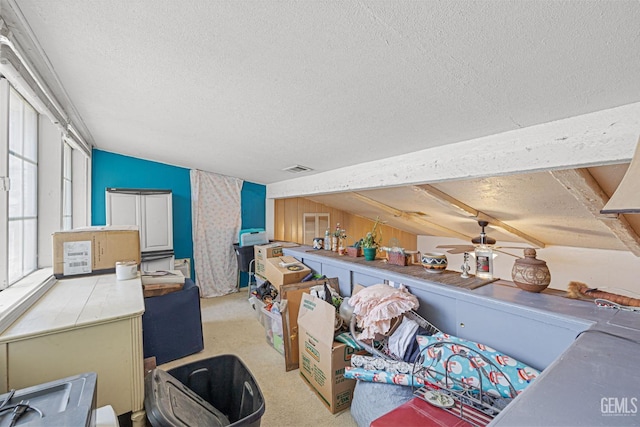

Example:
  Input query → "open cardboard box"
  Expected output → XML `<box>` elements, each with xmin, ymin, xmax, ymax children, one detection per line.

<box><xmin>260</xmin><ymin>256</ymin><xmax>311</xmax><ymax>288</ymax></box>
<box><xmin>298</xmin><ymin>292</ymin><xmax>361</xmax><ymax>414</ymax></box>
<box><xmin>280</xmin><ymin>278</ymin><xmax>339</xmax><ymax>372</ymax></box>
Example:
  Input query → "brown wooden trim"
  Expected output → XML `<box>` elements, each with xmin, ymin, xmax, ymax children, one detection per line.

<box><xmin>413</xmin><ymin>185</ymin><xmax>546</xmax><ymax>248</ymax></box>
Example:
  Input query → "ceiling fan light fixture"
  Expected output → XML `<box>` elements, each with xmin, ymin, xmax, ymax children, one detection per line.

<box><xmin>471</xmin><ymin>235</ymin><xmax>497</xmax><ymax>245</ymax></box>
<box><xmin>471</xmin><ymin>220</ymin><xmax>497</xmax><ymax>245</ymax></box>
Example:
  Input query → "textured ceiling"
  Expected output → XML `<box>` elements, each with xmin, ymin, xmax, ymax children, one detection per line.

<box><xmin>3</xmin><ymin>0</ymin><xmax>640</xmax><ymax>184</ymax></box>
<box><xmin>2</xmin><ymin>0</ymin><xmax>640</xmax><ymax>253</ymax></box>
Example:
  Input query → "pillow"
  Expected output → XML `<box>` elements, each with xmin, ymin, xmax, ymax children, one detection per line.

<box><xmin>415</xmin><ymin>332</ymin><xmax>540</xmax><ymax>398</ymax></box>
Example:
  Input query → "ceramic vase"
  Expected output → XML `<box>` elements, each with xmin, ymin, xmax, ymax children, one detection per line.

<box><xmin>421</xmin><ymin>252</ymin><xmax>448</xmax><ymax>273</ymax></box>
<box><xmin>511</xmin><ymin>248</ymin><xmax>551</xmax><ymax>292</ymax></box>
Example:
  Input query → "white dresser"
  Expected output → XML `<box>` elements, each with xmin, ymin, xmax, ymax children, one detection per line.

<box><xmin>0</xmin><ymin>274</ymin><xmax>146</xmax><ymax>426</ymax></box>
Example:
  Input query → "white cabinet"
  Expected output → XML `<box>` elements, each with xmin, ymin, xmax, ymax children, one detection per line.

<box><xmin>141</xmin><ymin>255</ymin><xmax>175</xmax><ymax>272</ymax></box>
<box><xmin>0</xmin><ymin>274</ymin><xmax>146</xmax><ymax>426</ymax></box>
<box><xmin>106</xmin><ymin>189</ymin><xmax>173</xmax><ymax>252</ymax></box>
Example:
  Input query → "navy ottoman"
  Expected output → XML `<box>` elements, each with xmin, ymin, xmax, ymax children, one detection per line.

<box><xmin>142</xmin><ymin>278</ymin><xmax>204</xmax><ymax>365</ymax></box>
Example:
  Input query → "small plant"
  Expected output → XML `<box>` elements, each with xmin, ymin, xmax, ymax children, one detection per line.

<box><xmin>333</xmin><ymin>223</ymin><xmax>346</xmax><ymax>240</ymax></box>
<box><xmin>361</xmin><ymin>217</ymin><xmax>383</xmax><ymax>248</ymax></box>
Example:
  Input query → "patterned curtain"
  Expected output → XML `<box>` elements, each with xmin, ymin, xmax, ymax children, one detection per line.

<box><xmin>190</xmin><ymin>170</ymin><xmax>243</xmax><ymax>297</ymax></box>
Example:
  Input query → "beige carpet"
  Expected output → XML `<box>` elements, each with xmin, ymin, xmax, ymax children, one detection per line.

<box><xmin>159</xmin><ymin>290</ymin><xmax>358</xmax><ymax>427</ymax></box>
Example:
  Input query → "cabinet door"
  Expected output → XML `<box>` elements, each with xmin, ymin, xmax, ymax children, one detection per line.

<box><xmin>106</xmin><ymin>192</ymin><xmax>140</xmax><ymax>227</ymax></box>
<box><xmin>352</xmin><ymin>271</ymin><xmax>387</xmax><ymax>288</ymax></box>
<box><xmin>140</xmin><ymin>193</ymin><xmax>173</xmax><ymax>252</ymax></box>
<box><xmin>6</xmin><ymin>319</ymin><xmax>142</xmax><ymax>416</ymax></box>
<box><xmin>404</xmin><ymin>285</ymin><xmax>457</xmax><ymax>334</ymax></box>
<box><xmin>456</xmin><ymin>300</ymin><xmax>584</xmax><ymax>370</ymax></box>
<box><xmin>301</xmin><ymin>258</ymin><xmax>321</xmax><ymax>275</ymax></box>
<box><xmin>321</xmin><ymin>263</ymin><xmax>352</xmax><ymax>296</ymax></box>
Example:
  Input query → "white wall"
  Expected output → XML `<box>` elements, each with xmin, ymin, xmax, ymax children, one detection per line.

<box><xmin>72</xmin><ymin>149</ymin><xmax>91</xmax><ymax>228</ymax></box>
<box><xmin>37</xmin><ymin>116</ymin><xmax>63</xmax><ymax>268</ymax></box>
<box><xmin>418</xmin><ymin>235</ymin><xmax>640</xmax><ymax>294</ymax></box>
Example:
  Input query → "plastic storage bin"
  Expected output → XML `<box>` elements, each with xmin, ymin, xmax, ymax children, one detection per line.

<box><xmin>261</xmin><ymin>306</ymin><xmax>284</xmax><ymax>355</ymax></box>
<box><xmin>146</xmin><ymin>355</ymin><xmax>265</xmax><ymax>427</ymax></box>
<box><xmin>248</xmin><ymin>295</ymin><xmax>266</xmax><ymax>326</ymax></box>
<box><xmin>0</xmin><ymin>372</ymin><xmax>97</xmax><ymax>426</ymax></box>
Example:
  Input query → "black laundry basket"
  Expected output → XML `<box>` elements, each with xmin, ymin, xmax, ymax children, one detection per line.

<box><xmin>146</xmin><ymin>355</ymin><xmax>265</xmax><ymax>427</ymax></box>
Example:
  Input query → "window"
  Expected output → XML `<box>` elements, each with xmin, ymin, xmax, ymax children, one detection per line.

<box><xmin>0</xmin><ymin>37</ymin><xmax>91</xmax><ymax>331</ymax></box>
<box><xmin>303</xmin><ymin>213</ymin><xmax>330</xmax><ymax>246</ymax></box>
<box><xmin>62</xmin><ymin>142</ymin><xmax>72</xmax><ymax>230</ymax></box>
<box><xmin>7</xmin><ymin>88</ymin><xmax>38</xmax><ymax>285</ymax></box>
<box><xmin>0</xmin><ymin>77</ymin><xmax>90</xmax><ymax>291</ymax></box>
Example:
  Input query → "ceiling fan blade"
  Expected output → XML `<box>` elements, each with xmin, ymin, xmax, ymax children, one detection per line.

<box><xmin>493</xmin><ymin>248</ymin><xmax>522</xmax><ymax>258</ymax></box>
<box><xmin>496</xmin><ymin>246</ymin><xmax>541</xmax><ymax>250</ymax></box>
<box><xmin>436</xmin><ymin>244</ymin><xmax>475</xmax><ymax>254</ymax></box>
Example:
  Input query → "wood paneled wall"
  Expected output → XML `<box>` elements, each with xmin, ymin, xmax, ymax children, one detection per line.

<box><xmin>274</xmin><ymin>198</ymin><xmax>417</xmax><ymax>250</ymax></box>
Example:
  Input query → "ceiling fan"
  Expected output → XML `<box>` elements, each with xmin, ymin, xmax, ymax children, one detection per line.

<box><xmin>436</xmin><ymin>220</ymin><xmax>532</xmax><ymax>257</ymax></box>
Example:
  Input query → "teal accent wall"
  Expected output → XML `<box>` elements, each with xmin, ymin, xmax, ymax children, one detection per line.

<box><xmin>91</xmin><ymin>149</ymin><xmax>266</xmax><ymax>286</ymax></box>
<box><xmin>239</xmin><ymin>181</ymin><xmax>266</xmax><ymax>287</ymax></box>
<box><xmin>91</xmin><ymin>149</ymin><xmax>194</xmax><ymax>265</ymax></box>
<box><xmin>241</xmin><ymin>181</ymin><xmax>266</xmax><ymax>229</ymax></box>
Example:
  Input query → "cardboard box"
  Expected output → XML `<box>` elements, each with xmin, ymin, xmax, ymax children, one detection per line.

<box><xmin>254</xmin><ymin>243</ymin><xmax>283</xmax><ymax>278</ymax></box>
<box><xmin>261</xmin><ymin>256</ymin><xmax>310</xmax><ymax>287</ymax></box>
<box><xmin>280</xmin><ymin>278</ymin><xmax>339</xmax><ymax>372</ymax></box>
<box><xmin>298</xmin><ymin>293</ymin><xmax>359</xmax><ymax>414</ymax></box>
<box><xmin>52</xmin><ymin>226</ymin><xmax>141</xmax><ymax>279</ymax></box>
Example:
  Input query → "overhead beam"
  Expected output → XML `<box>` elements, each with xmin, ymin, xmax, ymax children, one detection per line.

<box><xmin>413</xmin><ymin>185</ymin><xmax>546</xmax><ymax>248</ymax></box>
<box><xmin>550</xmin><ymin>168</ymin><xmax>640</xmax><ymax>256</ymax></box>
<box><xmin>350</xmin><ymin>192</ymin><xmax>473</xmax><ymax>241</ymax></box>
<box><xmin>268</xmin><ymin>103</ymin><xmax>640</xmax><ymax>199</ymax></box>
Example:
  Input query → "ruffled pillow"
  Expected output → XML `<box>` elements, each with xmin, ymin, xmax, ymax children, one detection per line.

<box><xmin>416</xmin><ymin>332</ymin><xmax>540</xmax><ymax>398</ymax></box>
<box><xmin>349</xmin><ymin>284</ymin><xmax>419</xmax><ymax>340</ymax></box>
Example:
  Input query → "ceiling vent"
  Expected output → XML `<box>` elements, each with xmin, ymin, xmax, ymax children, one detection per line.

<box><xmin>283</xmin><ymin>165</ymin><xmax>314</xmax><ymax>173</ymax></box>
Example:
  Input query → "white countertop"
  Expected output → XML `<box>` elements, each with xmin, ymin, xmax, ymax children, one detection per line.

<box><xmin>0</xmin><ymin>273</ymin><xmax>145</xmax><ymax>342</ymax></box>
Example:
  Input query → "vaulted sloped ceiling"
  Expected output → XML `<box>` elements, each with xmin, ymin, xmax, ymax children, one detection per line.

<box><xmin>307</xmin><ymin>164</ymin><xmax>640</xmax><ymax>253</ymax></box>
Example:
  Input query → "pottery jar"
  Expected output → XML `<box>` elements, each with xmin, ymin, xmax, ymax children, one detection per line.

<box><xmin>511</xmin><ymin>248</ymin><xmax>551</xmax><ymax>292</ymax></box>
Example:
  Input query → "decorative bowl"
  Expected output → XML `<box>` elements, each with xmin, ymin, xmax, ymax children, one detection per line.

<box><xmin>421</xmin><ymin>252</ymin><xmax>448</xmax><ymax>274</ymax></box>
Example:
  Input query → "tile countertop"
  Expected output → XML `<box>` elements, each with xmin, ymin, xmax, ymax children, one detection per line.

<box><xmin>0</xmin><ymin>273</ymin><xmax>145</xmax><ymax>342</ymax></box>
<box><xmin>286</xmin><ymin>246</ymin><xmax>640</xmax><ymax>426</ymax></box>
